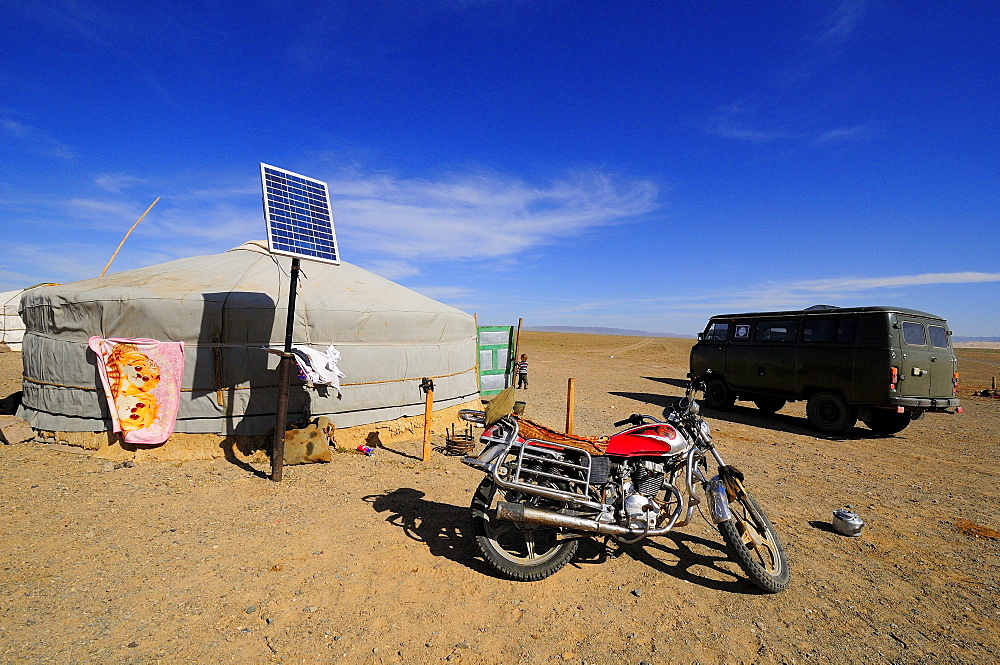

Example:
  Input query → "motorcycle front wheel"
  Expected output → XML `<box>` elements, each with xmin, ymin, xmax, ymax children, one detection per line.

<box><xmin>717</xmin><ymin>483</ymin><xmax>790</xmax><ymax>593</ymax></box>
<box><xmin>470</xmin><ymin>478</ymin><xmax>579</xmax><ymax>582</ymax></box>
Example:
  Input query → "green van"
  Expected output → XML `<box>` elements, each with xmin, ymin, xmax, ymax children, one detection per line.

<box><xmin>689</xmin><ymin>305</ymin><xmax>961</xmax><ymax>435</ymax></box>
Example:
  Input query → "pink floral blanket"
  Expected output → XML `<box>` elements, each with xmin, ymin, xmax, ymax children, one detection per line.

<box><xmin>89</xmin><ymin>337</ymin><xmax>185</xmax><ymax>445</ymax></box>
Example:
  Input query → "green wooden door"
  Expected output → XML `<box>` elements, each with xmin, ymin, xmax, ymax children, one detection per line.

<box><xmin>477</xmin><ymin>326</ymin><xmax>514</xmax><ymax>395</ymax></box>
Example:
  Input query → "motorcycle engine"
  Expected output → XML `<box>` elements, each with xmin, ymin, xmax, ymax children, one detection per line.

<box><xmin>618</xmin><ymin>462</ymin><xmax>666</xmax><ymax>530</ymax></box>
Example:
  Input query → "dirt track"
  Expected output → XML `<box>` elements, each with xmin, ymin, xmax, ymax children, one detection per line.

<box><xmin>1</xmin><ymin>333</ymin><xmax>999</xmax><ymax>664</ymax></box>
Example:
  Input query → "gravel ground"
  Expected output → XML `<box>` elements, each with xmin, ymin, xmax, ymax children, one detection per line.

<box><xmin>1</xmin><ymin>333</ymin><xmax>998</xmax><ymax>664</ymax></box>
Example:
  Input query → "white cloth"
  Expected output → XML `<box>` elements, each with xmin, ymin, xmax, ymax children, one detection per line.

<box><xmin>288</xmin><ymin>344</ymin><xmax>346</xmax><ymax>395</ymax></box>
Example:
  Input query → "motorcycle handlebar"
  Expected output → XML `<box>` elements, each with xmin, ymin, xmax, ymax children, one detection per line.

<box><xmin>613</xmin><ymin>414</ymin><xmax>643</xmax><ymax>428</ymax></box>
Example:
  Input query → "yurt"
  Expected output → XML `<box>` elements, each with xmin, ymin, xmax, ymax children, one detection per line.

<box><xmin>1</xmin><ymin>285</ymin><xmax>56</xmax><ymax>351</ymax></box>
<box><xmin>17</xmin><ymin>242</ymin><xmax>480</xmax><ymax>457</ymax></box>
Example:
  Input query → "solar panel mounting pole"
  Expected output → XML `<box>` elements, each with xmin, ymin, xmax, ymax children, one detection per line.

<box><xmin>271</xmin><ymin>258</ymin><xmax>301</xmax><ymax>482</ymax></box>
<box><xmin>260</xmin><ymin>163</ymin><xmax>341</xmax><ymax>481</ymax></box>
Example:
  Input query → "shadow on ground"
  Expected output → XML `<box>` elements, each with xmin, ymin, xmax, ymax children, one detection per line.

<box><xmin>620</xmin><ymin>531</ymin><xmax>769</xmax><ymax>595</ymax></box>
<box><xmin>363</xmin><ymin>487</ymin><xmax>489</xmax><ymax>574</ymax></box>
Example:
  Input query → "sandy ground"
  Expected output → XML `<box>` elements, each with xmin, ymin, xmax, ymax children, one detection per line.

<box><xmin>1</xmin><ymin>332</ymin><xmax>999</xmax><ymax>665</ymax></box>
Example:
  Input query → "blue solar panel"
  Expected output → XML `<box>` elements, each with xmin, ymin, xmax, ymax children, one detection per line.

<box><xmin>260</xmin><ymin>163</ymin><xmax>340</xmax><ymax>265</ymax></box>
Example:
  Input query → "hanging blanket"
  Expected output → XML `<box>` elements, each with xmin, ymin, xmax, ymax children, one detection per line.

<box><xmin>88</xmin><ymin>337</ymin><xmax>185</xmax><ymax>445</ymax></box>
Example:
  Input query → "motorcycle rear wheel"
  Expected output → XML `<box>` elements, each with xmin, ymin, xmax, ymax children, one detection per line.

<box><xmin>717</xmin><ymin>483</ymin><xmax>790</xmax><ymax>593</ymax></box>
<box><xmin>470</xmin><ymin>478</ymin><xmax>579</xmax><ymax>582</ymax></box>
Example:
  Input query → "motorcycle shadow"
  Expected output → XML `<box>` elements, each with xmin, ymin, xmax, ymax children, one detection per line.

<box><xmin>362</xmin><ymin>487</ymin><xmax>493</xmax><ymax>574</ymax></box>
<box><xmin>617</xmin><ymin>531</ymin><xmax>771</xmax><ymax>595</ymax></box>
<box><xmin>363</xmin><ymin>488</ymin><xmax>615</xmax><ymax>577</ymax></box>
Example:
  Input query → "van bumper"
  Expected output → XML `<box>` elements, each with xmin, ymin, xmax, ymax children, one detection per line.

<box><xmin>890</xmin><ymin>397</ymin><xmax>961</xmax><ymax>410</ymax></box>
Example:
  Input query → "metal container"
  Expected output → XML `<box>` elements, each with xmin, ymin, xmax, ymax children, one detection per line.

<box><xmin>832</xmin><ymin>509</ymin><xmax>864</xmax><ymax>536</ymax></box>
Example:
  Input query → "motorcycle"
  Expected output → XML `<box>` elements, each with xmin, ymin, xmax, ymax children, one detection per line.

<box><xmin>457</xmin><ymin>370</ymin><xmax>790</xmax><ymax>593</ymax></box>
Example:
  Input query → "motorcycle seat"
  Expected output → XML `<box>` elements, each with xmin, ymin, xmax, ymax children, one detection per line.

<box><xmin>514</xmin><ymin>416</ymin><xmax>609</xmax><ymax>456</ymax></box>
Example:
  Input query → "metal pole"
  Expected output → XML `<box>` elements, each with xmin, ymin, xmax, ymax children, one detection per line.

<box><xmin>421</xmin><ymin>378</ymin><xmax>435</xmax><ymax>462</ymax></box>
<box><xmin>271</xmin><ymin>258</ymin><xmax>301</xmax><ymax>482</ymax></box>
<box><xmin>565</xmin><ymin>377</ymin><xmax>575</xmax><ymax>434</ymax></box>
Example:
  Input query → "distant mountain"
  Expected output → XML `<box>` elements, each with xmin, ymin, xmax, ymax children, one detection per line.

<box><xmin>954</xmin><ymin>336</ymin><xmax>1000</xmax><ymax>343</ymax></box>
<box><xmin>525</xmin><ymin>326</ymin><xmax>695</xmax><ymax>339</ymax></box>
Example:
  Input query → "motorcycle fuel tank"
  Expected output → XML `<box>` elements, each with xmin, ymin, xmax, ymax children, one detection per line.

<box><xmin>605</xmin><ymin>423</ymin><xmax>689</xmax><ymax>456</ymax></box>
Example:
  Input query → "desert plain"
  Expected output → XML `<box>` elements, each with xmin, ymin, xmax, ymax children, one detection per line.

<box><xmin>1</xmin><ymin>331</ymin><xmax>998</xmax><ymax>664</ymax></box>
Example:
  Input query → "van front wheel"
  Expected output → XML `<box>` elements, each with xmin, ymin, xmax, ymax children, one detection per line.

<box><xmin>806</xmin><ymin>392</ymin><xmax>857</xmax><ymax>435</ymax></box>
<box><xmin>704</xmin><ymin>378</ymin><xmax>736</xmax><ymax>409</ymax></box>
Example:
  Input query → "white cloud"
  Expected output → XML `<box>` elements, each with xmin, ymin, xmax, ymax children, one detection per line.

<box><xmin>1</xmin><ymin>116</ymin><xmax>76</xmax><ymax>160</ymax></box>
<box><xmin>94</xmin><ymin>173</ymin><xmax>147</xmax><ymax>193</ymax></box>
<box><xmin>820</xmin><ymin>0</ymin><xmax>867</xmax><ymax>42</ymax></box>
<box><xmin>814</xmin><ymin>125</ymin><xmax>870</xmax><ymax>144</ymax></box>
<box><xmin>328</xmin><ymin>171</ymin><xmax>659</xmax><ymax>263</ymax></box>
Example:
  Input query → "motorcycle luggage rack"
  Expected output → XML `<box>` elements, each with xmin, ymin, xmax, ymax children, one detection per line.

<box><xmin>490</xmin><ymin>440</ymin><xmax>608</xmax><ymax>511</ymax></box>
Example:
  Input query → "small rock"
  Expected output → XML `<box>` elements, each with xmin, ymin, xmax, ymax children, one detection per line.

<box><xmin>127</xmin><ymin>642</ymin><xmax>138</xmax><ymax>648</ymax></box>
<box><xmin>101</xmin><ymin>462</ymin><xmax>115</xmax><ymax>472</ymax></box>
<box><xmin>245</xmin><ymin>606</ymin><xmax>256</xmax><ymax>614</ymax></box>
<box><xmin>631</xmin><ymin>588</ymin><xmax>642</xmax><ymax>597</ymax></box>
<box><xmin>123</xmin><ymin>460</ymin><xmax>135</xmax><ymax>468</ymax></box>
<box><xmin>266</xmin><ymin>617</ymin><xmax>274</xmax><ymax>625</ymax></box>
<box><xmin>304</xmin><ymin>606</ymin><xmax>317</xmax><ymax>613</ymax></box>
<box><xmin>456</xmin><ymin>641</ymin><xmax>470</xmax><ymax>649</ymax></box>
<box><xmin>562</xmin><ymin>652</ymin><xmax>575</xmax><ymax>661</ymax></box>
<box><xmin>755</xmin><ymin>621</ymin><xmax>767</xmax><ymax>631</ymax></box>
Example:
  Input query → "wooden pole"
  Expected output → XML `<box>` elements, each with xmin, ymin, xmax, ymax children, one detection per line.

<box><xmin>101</xmin><ymin>197</ymin><xmax>160</xmax><ymax>277</ymax></box>
<box><xmin>566</xmin><ymin>377</ymin><xmax>575</xmax><ymax>434</ymax></box>
<box><xmin>421</xmin><ymin>378</ymin><xmax>435</xmax><ymax>462</ymax></box>
<box><xmin>473</xmin><ymin>313</ymin><xmax>480</xmax><ymax>395</ymax></box>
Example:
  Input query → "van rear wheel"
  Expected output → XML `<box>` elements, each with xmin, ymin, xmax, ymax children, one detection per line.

<box><xmin>863</xmin><ymin>409</ymin><xmax>912</xmax><ymax>435</ymax></box>
<box><xmin>806</xmin><ymin>392</ymin><xmax>857</xmax><ymax>435</ymax></box>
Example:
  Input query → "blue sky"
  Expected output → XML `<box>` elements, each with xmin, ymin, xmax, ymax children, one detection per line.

<box><xmin>2</xmin><ymin>1</ymin><xmax>998</xmax><ymax>336</ymax></box>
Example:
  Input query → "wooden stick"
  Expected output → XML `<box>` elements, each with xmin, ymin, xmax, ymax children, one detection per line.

<box><xmin>566</xmin><ymin>377</ymin><xmax>575</xmax><ymax>434</ymax></box>
<box><xmin>100</xmin><ymin>197</ymin><xmax>160</xmax><ymax>277</ymax></box>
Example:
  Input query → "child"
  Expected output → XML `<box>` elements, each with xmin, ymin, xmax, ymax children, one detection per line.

<box><xmin>515</xmin><ymin>353</ymin><xmax>529</xmax><ymax>389</ymax></box>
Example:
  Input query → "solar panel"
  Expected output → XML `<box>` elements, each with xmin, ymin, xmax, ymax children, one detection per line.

<box><xmin>260</xmin><ymin>163</ymin><xmax>340</xmax><ymax>265</ymax></box>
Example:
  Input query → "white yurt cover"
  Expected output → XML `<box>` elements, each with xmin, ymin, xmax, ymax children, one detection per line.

<box><xmin>18</xmin><ymin>242</ymin><xmax>479</xmax><ymax>435</ymax></box>
<box><xmin>1</xmin><ymin>289</ymin><xmax>26</xmax><ymax>351</ymax></box>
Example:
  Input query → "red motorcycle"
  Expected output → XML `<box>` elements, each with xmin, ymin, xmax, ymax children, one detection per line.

<box><xmin>458</xmin><ymin>371</ymin><xmax>790</xmax><ymax>592</ymax></box>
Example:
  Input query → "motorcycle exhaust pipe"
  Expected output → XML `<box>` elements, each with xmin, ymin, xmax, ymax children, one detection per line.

<box><xmin>495</xmin><ymin>501</ymin><xmax>659</xmax><ymax>538</ymax></box>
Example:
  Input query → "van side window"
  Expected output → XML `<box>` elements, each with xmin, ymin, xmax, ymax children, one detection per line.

<box><xmin>733</xmin><ymin>323</ymin><xmax>751</xmax><ymax>341</ymax></box>
<box><xmin>928</xmin><ymin>325</ymin><xmax>949</xmax><ymax>348</ymax></box>
<box><xmin>803</xmin><ymin>317</ymin><xmax>856</xmax><ymax>343</ymax></box>
<box><xmin>755</xmin><ymin>320</ymin><xmax>799</xmax><ymax>342</ymax></box>
<box><xmin>902</xmin><ymin>322</ymin><xmax>926</xmax><ymax>345</ymax></box>
<box><xmin>859</xmin><ymin>314</ymin><xmax>887</xmax><ymax>344</ymax></box>
<box><xmin>704</xmin><ymin>322</ymin><xmax>730</xmax><ymax>342</ymax></box>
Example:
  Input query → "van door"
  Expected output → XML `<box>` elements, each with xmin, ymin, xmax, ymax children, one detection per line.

<box><xmin>693</xmin><ymin>320</ymin><xmax>730</xmax><ymax>376</ymax></box>
<box><xmin>925</xmin><ymin>321</ymin><xmax>956</xmax><ymax>398</ymax></box>
<box><xmin>896</xmin><ymin>318</ymin><xmax>933</xmax><ymax>398</ymax></box>
<box><xmin>724</xmin><ymin>320</ymin><xmax>754</xmax><ymax>389</ymax></box>
<box><xmin>749</xmin><ymin>319</ymin><xmax>799</xmax><ymax>394</ymax></box>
